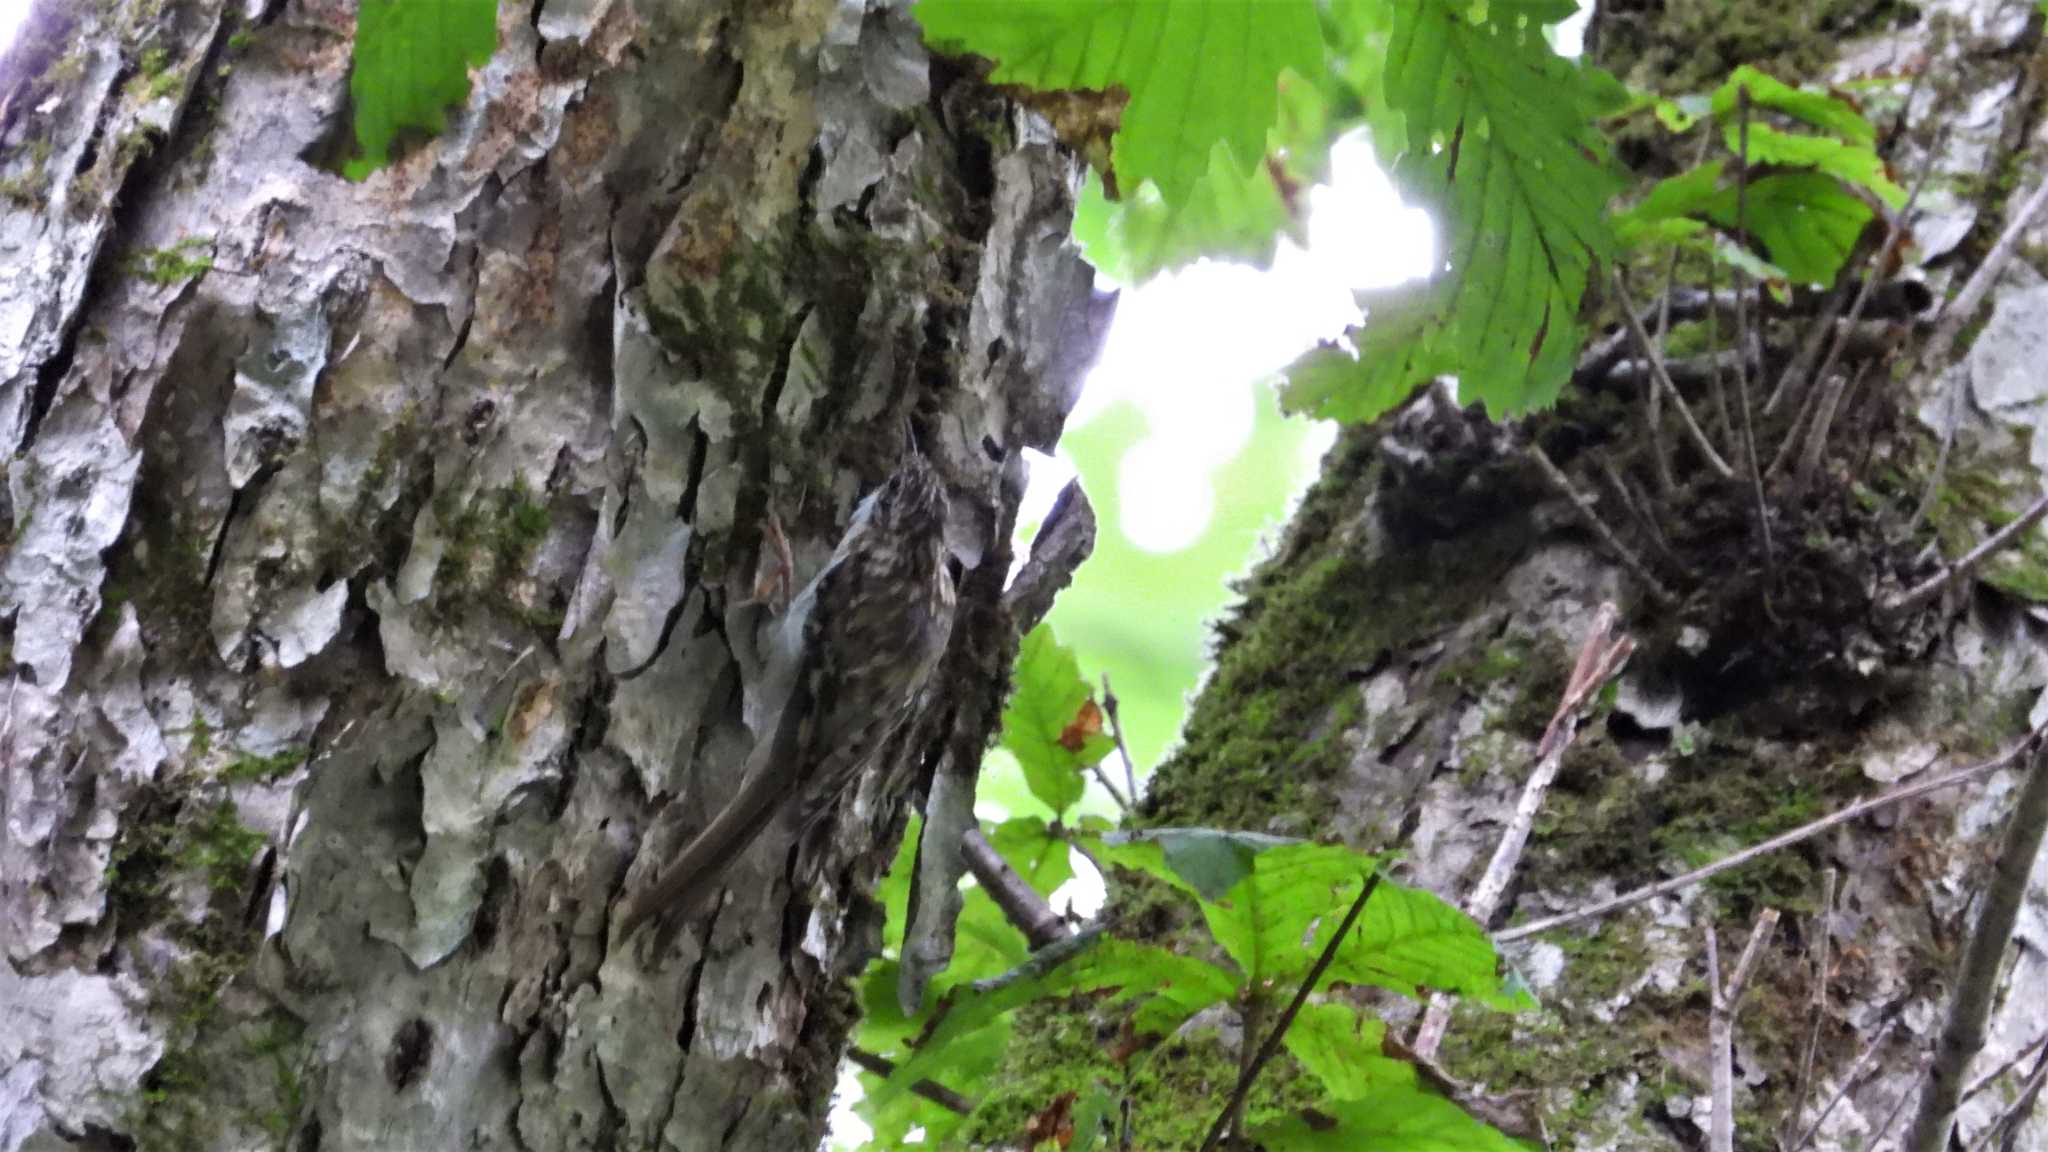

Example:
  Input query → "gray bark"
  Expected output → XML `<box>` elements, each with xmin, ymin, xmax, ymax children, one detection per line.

<box><xmin>0</xmin><ymin>1</ymin><xmax>1104</xmax><ymax>1149</ymax></box>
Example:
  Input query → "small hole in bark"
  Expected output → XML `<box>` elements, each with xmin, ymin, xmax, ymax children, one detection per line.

<box><xmin>385</xmin><ymin>1017</ymin><xmax>434</xmax><ymax>1090</ymax></box>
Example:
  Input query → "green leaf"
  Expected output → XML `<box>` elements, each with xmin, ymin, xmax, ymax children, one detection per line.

<box><xmin>877</xmin><ymin>937</ymin><xmax>1234</xmax><ymax>1105</ymax></box>
<box><xmin>1285</xmin><ymin>0</ymin><xmax>1621</xmax><ymax>423</ymax></box>
<box><xmin>1200</xmin><ymin>843</ymin><xmax>1377</xmax><ymax>984</ymax></box>
<box><xmin>1704</xmin><ymin>172</ymin><xmax>1873</xmax><ymax>285</ymax></box>
<box><xmin>1070</xmin><ymin>1083</ymin><xmax>1119</xmax><ymax>1152</ymax></box>
<box><xmin>1612</xmin><ymin>160</ymin><xmax>1727</xmax><ymax>244</ymax></box>
<box><xmin>910</xmin><ymin>0</ymin><xmax>1322</xmax><ymax>207</ymax></box>
<box><xmin>1282</xmin><ymin>1001</ymin><xmax>1405</xmax><ymax>1101</ymax></box>
<box><xmin>1729</xmin><ymin>123</ymin><xmax>1904</xmax><ymax>208</ymax></box>
<box><xmin>1090</xmin><ymin>827</ymin><xmax>1300</xmax><ymax>901</ymax></box>
<box><xmin>1001</xmin><ymin>625</ymin><xmax>1115</xmax><ymax>817</ymax></box>
<box><xmin>988</xmin><ymin>816</ymin><xmax>1076</xmax><ymax>896</ymax></box>
<box><xmin>1253</xmin><ymin>1082</ymin><xmax>1526</xmax><ymax>1152</ymax></box>
<box><xmin>1711</xmin><ymin>65</ymin><xmax>1874</xmax><ymax>144</ymax></box>
<box><xmin>344</xmin><ymin>0</ymin><xmax>498</xmax><ymax>180</ymax></box>
<box><xmin>1322</xmin><ymin>879</ymin><xmax>1535</xmax><ymax>1011</ymax></box>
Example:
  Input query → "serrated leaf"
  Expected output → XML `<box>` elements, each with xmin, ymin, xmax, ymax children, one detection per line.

<box><xmin>1287</xmin><ymin>0</ymin><xmax>1621</xmax><ymax>423</ymax></box>
<box><xmin>911</xmin><ymin>0</ymin><xmax>1322</xmax><ymax>207</ymax></box>
<box><xmin>1729</xmin><ymin>123</ymin><xmax>1904</xmax><ymax>208</ymax></box>
<box><xmin>1070</xmin><ymin>1083</ymin><xmax>1118</xmax><ymax>1152</ymax></box>
<box><xmin>877</xmin><ymin>938</ymin><xmax>1235</xmax><ymax>1106</ymax></box>
<box><xmin>1321</xmin><ymin>879</ymin><xmax>1535</xmax><ymax>1011</ymax></box>
<box><xmin>1252</xmin><ymin>1083</ymin><xmax>1526</xmax><ymax>1152</ymax></box>
<box><xmin>1002</xmin><ymin>625</ymin><xmax>1114</xmax><ymax>817</ymax></box>
<box><xmin>1202</xmin><ymin>843</ymin><xmax>1378</xmax><ymax>984</ymax></box>
<box><xmin>1282</xmin><ymin>1001</ymin><xmax>1406</xmax><ymax>1101</ymax></box>
<box><xmin>1704</xmin><ymin>172</ymin><xmax>1873</xmax><ymax>284</ymax></box>
<box><xmin>344</xmin><ymin>0</ymin><xmax>498</xmax><ymax>180</ymax></box>
<box><xmin>988</xmin><ymin>816</ymin><xmax>1076</xmax><ymax>896</ymax></box>
<box><xmin>1091</xmin><ymin>827</ymin><xmax>1300</xmax><ymax>902</ymax></box>
<box><xmin>1712</xmin><ymin>65</ymin><xmax>1874</xmax><ymax>144</ymax></box>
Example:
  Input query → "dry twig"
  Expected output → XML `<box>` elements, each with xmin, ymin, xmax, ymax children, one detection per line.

<box><xmin>1784</xmin><ymin>869</ymin><xmax>1839</xmax><ymax>1149</ymax></box>
<box><xmin>1497</xmin><ymin>724</ymin><xmax>2048</xmax><ymax>943</ymax></box>
<box><xmin>960</xmin><ymin>826</ymin><xmax>1073</xmax><ymax>950</ymax></box>
<box><xmin>1412</xmin><ymin>605</ymin><xmax>1634</xmax><ymax>1058</ymax></box>
<box><xmin>1528</xmin><ymin>444</ymin><xmax>1676</xmax><ymax>605</ymax></box>
<box><xmin>1708</xmin><ymin>909</ymin><xmax>1781</xmax><ymax>1152</ymax></box>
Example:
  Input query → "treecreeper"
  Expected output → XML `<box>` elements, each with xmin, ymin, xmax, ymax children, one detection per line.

<box><xmin>615</xmin><ymin>457</ymin><xmax>958</xmax><ymax>942</ymax></box>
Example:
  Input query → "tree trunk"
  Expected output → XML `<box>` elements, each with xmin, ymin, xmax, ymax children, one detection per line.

<box><xmin>0</xmin><ymin>1</ymin><xmax>1103</xmax><ymax>1149</ymax></box>
<box><xmin>970</xmin><ymin>3</ymin><xmax>2048</xmax><ymax>1151</ymax></box>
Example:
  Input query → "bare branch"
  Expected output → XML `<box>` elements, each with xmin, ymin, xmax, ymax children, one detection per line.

<box><xmin>1497</xmin><ymin>725</ymin><xmax>2048</xmax><ymax>944</ymax></box>
<box><xmin>1882</xmin><ymin>490</ymin><xmax>2048</xmax><ymax>616</ymax></box>
<box><xmin>1197</xmin><ymin>873</ymin><xmax>1383</xmax><ymax>1152</ymax></box>
<box><xmin>846</xmin><ymin>1047</ymin><xmax>977</xmax><ymax>1116</ymax></box>
<box><xmin>1102</xmin><ymin>675</ymin><xmax>1140</xmax><ymax>808</ymax></box>
<box><xmin>960</xmin><ymin>826</ymin><xmax>1074</xmax><ymax>950</ymax></box>
<box><xmin>1973</xmin><ymin>1042</ymin><xmax>2048</xmax><ymax>1152</ymax></box>
<box><xmin>1963</xmin><ymin>1033</ymin><xmax>2048</xmax><ymax>1104</ymax></box>
<box><xmin>1413</xmin><ymin>606</ymin><xmax>1634</xmax><ymax>1058</ymax></box>
<box><xmin>1613</xmin><ymin>270</ymin><xmax>1737</xmax><ymax>479</ymax></box>
<box><xmin>1527</xmin><ymin>444</ymin><xmax>1676</xmax><ymax>605</ymax></box>
<box><xmin>1710</xmin><ymin>910</ymin><xmax>1781</xmax><ymax>1152</ymax></box>
<box><xmin>1791</xmin><ymin>1018</ymin><xmax>1901</xmax><ymax>1152</ymax></box>
<box><xmin>1902</xmin><ymin>741</ymin><xmax>2048</xmax><ymax>1152</ymax></box>
<box><xmin>1785</xmin><ymin>869</ymin><xmax>1840</xmax><ymax>1149</ymax></box>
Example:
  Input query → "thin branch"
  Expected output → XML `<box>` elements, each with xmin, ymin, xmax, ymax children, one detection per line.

<box><xmin>1527</xmin><ymin>444</ymin><xmax>1676</xmax><ymax>605</ymax></box>
<box><xmin>1976</xmin><ymin>1041</ymin><xmax>2048</xmax><ymax>1152</ymax></box>
<box><xmin>1907</xmin><ymin>176</ymin><xmax>2048</xmax><ymax>535</ymax></box>
<box><xmin>1902</xmin><ymin>740</ymin><xmax>2048</xmax><ymax>1152</ymax></box>
<box><xmin>1102</xmin><ymin>676</ymin><xmax>1140</xmax><ymax>808</ymax></box>
<box><xmin>1496</xmin><ymin>724</ymin><xmax>2048</xmax><ymax>944</ymax></box>
<box><xmin>1785</xmin><ymin>869</ymin><xmax>1840</xmax><ymax>1150</ymax></box>
<box><xmin>1711</xmin><ymin>909</ymin><xmax>1781</xmax><ymax>1152</ymax></box>
<box><xmin>1765</xmin><ymin>279</ymin><xmax>1853</xmax><ymax>417</ymax></box>
<box><xmin>1197</xmin><ymin>873</ymin><xmax>1383</xmax><ymax>1152</ymax></box>
<box><xmin>1882</xmin><ymin>490</ymin><xmax>2048</xmax><ymax>616</ymax></box>
<box><xmin>1963</xmin><ymin>1033</ymin><xmax>2048</xmax><ymax>1105</ymax></box>
<box><xmin>1795</xmin><ymin>144</ymin><xmax>1941</xmax><ymax>485</ymax></box>
<box><xmin>846</xmin><ymin>1047</ymin><xmax>977</xmax><ymax>1116</ymax></box>
<box><xmin>960</xmin><ymin>826</ymin><xmax>1073</xmax><ymax>950</ymax></box>
<box><xmin>1596</xmin><ymin>454</ymin><xmax>1689</xmax><ymax>575</ymax></box>
<box><xmin>1732</xmin><ymin>85</ymin><xmax>1760</xmax><ymax>443</ymax></box>
<box><xmin>1791</xmin><ymin>1018</ymin><xmax>1901</xmax><ymax>1152</ymax></box>
<box><xmin>1413</xmin><ymin>606</ymin><xmax>1634</xmax><ymax>1058</ymax></box>
<box><xmin>1613</xmin><ymin>270</ymin><xmax>1737</xmax><ymax>479</ymax></box>
<box><xmin>1704</xmin><ymin>260</ymin><xmax>1738</xmax><ymax>452</ymax></box>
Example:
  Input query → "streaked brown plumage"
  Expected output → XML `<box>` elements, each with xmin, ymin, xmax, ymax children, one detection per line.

<box><xmin>616</xmin><ymin>458</ymin><xmax>956</xmax><ymax>941</ymax></box>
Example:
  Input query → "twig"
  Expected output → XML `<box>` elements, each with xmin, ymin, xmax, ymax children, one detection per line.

<box><xmin>1963</xmin><ymin>1033</ymin><xmax>2048</xmax><ymax>1104</ymax></box>
<box><xmin>1710</xmin><ymin>909</ymin><xmax>1782</xmax><ymax>1152</ymax></box>
<box><xmin>1705</xmin><ymin>260</ymin><xmax>1738</xmax><ymax>452</ymax></box>
<box><xmin>1882</xmin><ymin>490</ymin><xmax>2048</xmax><ymax>616</ymax></box>
<box><xmin>1613</xmin><ymin>270</ymin><xmax>1737</xmax><ymax>480</ymax></box>
<box><xmin>1497</xmin><ymin>724</ymin><xmax>2048</xmax><ymax>944</ymax></box>
<box><xmin>1902</xmin><ymin>739</ymin><xmax>2048</xmax><ymax>1152</ymax></box>
<box><xmin>1785</xmin><ymin>869</ymin><xmax>1840</xmax><ymax>1150</ymax></box>
<box><xmin>1596</xmin><ymin>455</ymin><xmax>1689</xmax><ymax>575</ymax></box>
<box><xmin>1765</xmin><ymin>279</ymin><xmax>1853</xmax><ymax>418</ymax></box>
<box><xmin>960</xmin><ymin>826</ymin><xmax>1074</xmax><ymax>950</ymax></box>
<box><xmin>1791</xmin><ymin>1018</ymin><xmax>1902</xmax><ymax>1152</ymax></box>
<box><xmin>1229</xmin><ymin>994</ymin><xmax>1264</xmax><ymax>1151</ymax></box>
<box><xmin>1874</xmin><ymin>1058</ymin><xmax>1934</xmax><ymax>1152</ymax></box>
<box><xmin>1793</xmin><ymin>363</ymin><xmax>1874</xmax><ymax>487</ymax></box>
<box><xmin>1412</xmin><ymin>606</ymin><xmax>1634</xmax><ymax>1058</ymax></box>
<box><xmin>1527</xmin><ymin>444</ymin><xmax>1676</xmax><ymax>605</ymax></box>
<box><xmin>847</xmin><ymin>1047</ymin><xmax>977</xmax><ymax>1116</ymax></box>
<box><xmin>1196</xmin><ymin>873</ymin><xmax>1383</xmax><ymax>1152</ymax></box>
<box><xmin>1978</xmin><ymin>1042</ymin><xmax>2048</xmax><ymax>1152</ymax></box>
<box><xmin>1795</xmin><ymin>144</ymin><xmax>1941</xmax><ymax>486</ymax></box>
<box><xmin>1102</xmin><ymin>676</ymin><xmax>1140</xmax><ymax>808</ymax></box>
<box><xmin>1907</xmin><ymin>176</ymin><xmax>2048</xmax><ymax>536</ymax></box>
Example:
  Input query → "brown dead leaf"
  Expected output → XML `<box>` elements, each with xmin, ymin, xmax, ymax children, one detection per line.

<box><xmin>1058</xmin><ymin>699</ymin><xmax>1105</xmax><ymax>753</ymax></box>
<box><xmin>1024</xmin><ymin>1090</ymin><xmax>1076</xmax><ymax>1149</ymax></box>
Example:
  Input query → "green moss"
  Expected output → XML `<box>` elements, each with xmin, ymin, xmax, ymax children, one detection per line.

<box><xmin>219</xmin><ymin>745</ymin><xmax>308</xmax><ymax>784</ymax></box>
<box><xmin>961</xmin><ymin>1000</ymin><xmax>1318</xmax><ymax>1150</ymax></box>
<box><xmin>1927</xmin><ymin>438</ymin><xmax>2048</xmax><ymax>605</ymax></box>
<box><xmin>431</xmin><ymin>477</ymin><xmax>555</xmax><ymax>621</ymax></box>
<box><xmin>1142</xmin><ymin>428</ymin><xmax>1536</xmax><ymax>832</ymax></box>
<box><xmin>1593</xmin><ymin>0</ymin><xmax>1917</xmax><ymax>96</ymax></box>
<box><xmin>130</xmin><ymin>235</ymin><xmax>215</xmax><ymax>285</ymax></box>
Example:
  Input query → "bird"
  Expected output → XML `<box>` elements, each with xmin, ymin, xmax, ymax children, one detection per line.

<box><xmin>615</xmin><ymin>456</ymin><xmax>957</xmax><ymax>942</ymax></box>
